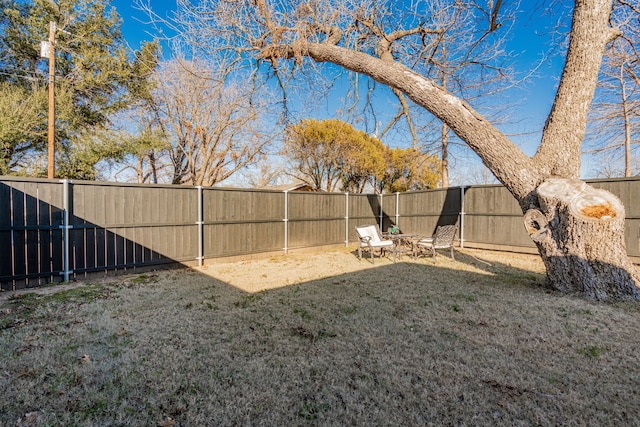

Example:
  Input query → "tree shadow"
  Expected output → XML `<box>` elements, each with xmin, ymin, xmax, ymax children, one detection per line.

<box><xmin>3</xmin><ymin>247</ymin><xmax>638</xmax><ymax>426</ymax></box>
<box><xmin>434</xmin><ymin>187</ymin><xmax>464</xmax><ymax>230</ymax></box>
<box><xmin>346</xmin><ymin>245</ymin><xmax>546</xmax><ymax>289</ymax></box>
<box><xmin>365</xmin><ymin>194</ymin><xmax>395</xmax><ymax>232</ymax></box>
<box><xmin>1</xmin><ymin>182</ymin><xmax>185</xmax><ymax>291</ymax></box>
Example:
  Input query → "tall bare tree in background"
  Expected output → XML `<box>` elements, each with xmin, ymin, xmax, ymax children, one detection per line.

<box><xmin>149</xmin><ymin>59</ymin><xmax>275</xmax><ymax>186</ymax></box>
<box><xmin>585</xmin><ymin>3</ymin><xmax>639</xmax><ymax>177</ymax></box>
<box><xmin>112</xmin><ymin>41</ymin><xmax>168</xmax><ymax>184</ymax></box>
<box><xmin>240</xmin><ymin>161</ymin><xmax>286</xmax><ymax>188</ymax></box>
<box><xmin>114</xmin><ymin>107</ymin><xmax>168</xmax><ymax>184</ymax></box>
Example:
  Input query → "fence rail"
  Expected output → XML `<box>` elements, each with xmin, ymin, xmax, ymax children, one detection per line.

<box><xmin>2</xmin><ymin>175</ymin><xmax>640</xmax><ymax>290</ymax></box>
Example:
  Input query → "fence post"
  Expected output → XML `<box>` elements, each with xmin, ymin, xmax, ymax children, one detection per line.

<box><xmin>61</xmin><ymin>179</ymin><xmax>72</xmax><ymax>282</ymax></box>
<box><xmin>196</xmin><ymin>186</ymin><xmax>203</xmax><ymax>267</ymax></box>
<box><xmin>283</xmin><ymin>190</ymin><xmax>289</xmax><ymax>254</ymax></box>
<box><xmin>345</xmin><ymin>192</ymin><xmax>349</xmax><ymax>246</ymax></box>
<box><xmin>395</xmin><ymin>192</ymin><xmax>400</xmax><ymax>228</ymax></box>
<box><xmin>459</xmin><ymin>186</ymin><xmax>466</xmax><ymax>248</ymax></box>
<box><xmin>379</xmin><ymin>193</ymin><xmax>383</xmax><ymax>231</ymax></box>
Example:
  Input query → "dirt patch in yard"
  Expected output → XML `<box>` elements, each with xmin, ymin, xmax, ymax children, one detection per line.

<box><xmin>198</xmin><ymin>247</ymin><xmax>544</xmax><ymax>293</ymax></box>
<box><xmin>1</xmin><ymin>248</ymin><xmax>638</xmax><ymax>426</ymax></box>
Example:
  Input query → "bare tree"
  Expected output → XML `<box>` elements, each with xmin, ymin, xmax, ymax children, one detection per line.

<box><xmin>152</xmin><ymin>0</ymin><xmax>640</xmax><ymax>300</ymax></box>
<box><xmin>113</xmin><ymin>107</ymin><xmax>169</xmax><ymax>184</ymax></box>
<box><xmin>235</xmin><ymin>155</ymin><xmax>287</xmax><ymax>188</ymax></box>
<box><xmin>152</xmin><ymin>58</ymin><xmax>275</xmax><ymax>186</ymax></box>
<box><xmin>585</xmin><ymin>4</ymin><xmax>639</xmax><ymax>177</ymax></box>
<box><xmin>383</xmin><ymin>1</ymin><xmax>520</xmax><ymax>188</ymax></box>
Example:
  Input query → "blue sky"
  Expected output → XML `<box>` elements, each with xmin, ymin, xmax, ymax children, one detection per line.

<box><xmin>111</xmin><ymin>1</ymin><xmax>575</xmax><ymax>182</ymax></box>
<box><xmin>112</xmin><ymin>1</ymin><xmax>175</xmax><ymax>51</ymax></box>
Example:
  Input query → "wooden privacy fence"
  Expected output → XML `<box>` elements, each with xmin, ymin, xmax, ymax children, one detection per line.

<box><xmin>2</xmin><ymin>176</ymin><xmax>640</xmax><ymax>290</ymax></box>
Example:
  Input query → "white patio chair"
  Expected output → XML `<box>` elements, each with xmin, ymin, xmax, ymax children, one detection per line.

<box><xmin>355</xmin><ymin>224</ymin><xmax>394</xmax><ymax>264</ymax></box>
<box><xmin>415</xmin><ymin>224</ymin><xmax>458</xmax><ymax>261</ymax></box>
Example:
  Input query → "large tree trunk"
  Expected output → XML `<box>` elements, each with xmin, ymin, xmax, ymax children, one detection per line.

<box><xmin>524</xmin><ymin>178</ymin><xmax>640</xmax><ymax>300</ymax></box>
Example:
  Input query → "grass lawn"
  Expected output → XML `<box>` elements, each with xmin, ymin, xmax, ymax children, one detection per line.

<box><xmin>1</xmin><ymin>248</ymin><xmax>639</xmax><ymax>426</ymax></box>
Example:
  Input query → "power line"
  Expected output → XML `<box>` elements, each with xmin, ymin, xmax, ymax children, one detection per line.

<box><xmin>0</xmin><ymin>70</ymin><xmax>46</xmax><ymax>82</ymax></box>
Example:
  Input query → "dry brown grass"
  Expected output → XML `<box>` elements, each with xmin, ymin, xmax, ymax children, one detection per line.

<box><xmin>1</xmin><ymin>248</ymin><xmax>639</xmax><ymax>426</ymax></box>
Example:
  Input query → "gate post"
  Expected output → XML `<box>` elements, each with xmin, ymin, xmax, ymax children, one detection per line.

<box><xmin>459</xmin><ymin>186</ymin><xmax>466</xmax><ymax>248</ymax></box>
<box><xmin>196</xmin><ymin>186</ymin><xmax>204</xmax><ymax>266</ymax></box>
<box><xmin>61</xmin><ymin>179</ymin><xmax>72</xmax><ymax>282</ymax></box>
<box><xmin>283</xmin><ymin>190</ymin><xmax>289</xmax><ymax>254</ymax></box>
<box><xmin>379</xmin><ymin>194</ymin><xmax>383</xmax><ymax>231</ymax></box>
<box><xmin>345</xmin><ymin>192</ymin><xmax>349</xmax><ymax>246</ymax></box>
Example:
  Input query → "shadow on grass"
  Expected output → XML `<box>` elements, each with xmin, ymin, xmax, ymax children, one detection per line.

<box><xmin>347</xmin><ymin>246</ymin><xmax>547</xmax><ymax>290</ymax></box>
<box><xmin>2</xmin><ymin>249</ymin><xmax>639</xmax><ymax>426</ymax></box>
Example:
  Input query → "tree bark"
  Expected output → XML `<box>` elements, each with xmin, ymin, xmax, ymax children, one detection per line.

<box><xmin>621</xmin><ymin>68</ymin><xmax>632</xmax><ymax>177</ymax></box>
<box><xmin>441</xmin><ymin>122</ymin><xmax>449</xmax><ymax>188</ymax></box>
<box><xmin>524</xmin><ymin>178</ymin><xmax>640</xmax><ymax>300</ymax></box>
<box><xmin>534</xmin><ymin>0</ymin><xmax>619</xmax><ymax>177</ymax></box>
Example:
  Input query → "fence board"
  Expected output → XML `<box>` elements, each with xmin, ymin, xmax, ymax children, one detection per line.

<box><xmin>0</xmin><ymin>182</ymin><xmax>12</xmax><ymax>286</ymax></box>
<box><xmin>462</xmin><ymin>185</ymin><xmax>531</xmax><ymax>248</ymax></box>
<box><xmin>289</xmin><ymin>219</ymin><xmax>344</xmax><ymax>249</ymax></box>
<box><xmin>10</xmin><ymin>185</ymin><xmax>27</xmax><ymax>281</ymax></box>
<box><xmin>0</xmin><ymin>179</ymin><xmax>64</xmax><ymax>289</ymax></box>
<box><xmin>397</xmin><ymin>189</ymin><xmax>461</xmax><ymax>236</ymax></box>
<box><xmin>25</xmin><ymin>189</ymin><xmax>39</xmax><ymax>280</ymax></box>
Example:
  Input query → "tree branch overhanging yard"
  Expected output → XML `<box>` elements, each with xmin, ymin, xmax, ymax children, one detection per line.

<box><xmin>1</xmin><ymin>249</ymin><xmax>639</xmax><ymax>425</ymax></box>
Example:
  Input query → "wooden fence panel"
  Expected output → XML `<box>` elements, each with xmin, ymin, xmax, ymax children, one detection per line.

<box><xmin>397</xmin><ymin>188</ymin><xmax>461</xmax><ymax>236</ymax></box>
<box><xmin>0</xmin><ymin>178</ymin><xmax>64</xmax><ymax>290</ymax></box>
<box><xmin>345</xmin><ymin>194</ymin><xmax>379</xmax><ymax>241</ymax></box>
<box><xmin>288</xmin><ymin>192</ymin><xmax>345</xmax><ymax>248</ymax></box>
<box><xmin>203</xmin><ymin>189</ymin><xmax>284</xmax><ymax>257</ymax></box>
<box><xmin>463</xmin><ymin>185</ymin><xmax>532</xmax><ymax>248</ymax></box>
<box><xmin>70</xmin><ymin>183</ymin><xmax>198</xmax><ymax>275</ymax></box>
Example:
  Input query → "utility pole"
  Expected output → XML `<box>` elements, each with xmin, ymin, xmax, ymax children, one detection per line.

<box><xmin>47</xmin><ymin>21</ymin><xmax>56</xmax><ymax>179</ymax></box>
